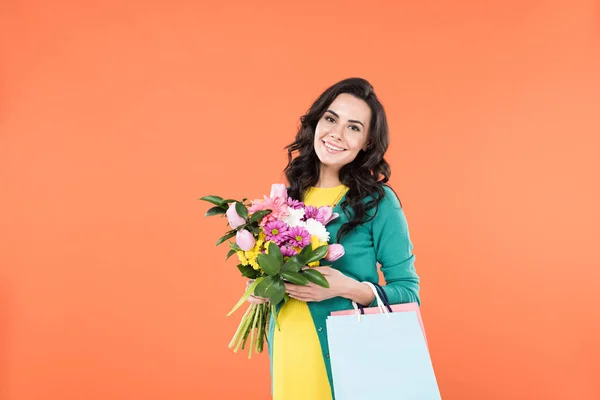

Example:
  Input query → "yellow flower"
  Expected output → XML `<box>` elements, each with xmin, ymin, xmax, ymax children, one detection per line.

<box><xmin>237</xmin><ymin>251</ymin><xmax>249</xmax><ymax>266</ymax></box>
<box><xmin>258</xmin><ymin>232</ymin><xmax>266</xmax><ymax>243</ymax></box>
<box><xmin>250</xmin><ymin>258</ymin><xmax>261</xmax><ymax>270</ymax></box>
<box><xmin>306</xmin><ymin>236</ymin><xmax>327</xmax><ymax>267</ymax></box>
<box><xmin>264</xmin><ymin>240</ymin><xmax>276</xmax><ymax>253</ymax></box>
<box><xmin>245</xmin><ymin>248</ymin><xmax>258</xmax><ymax>263</ymax></box>
<box><xmin>310</xmin><ymin>236</ymin><xmax>327</xmax><ymax>251</ymax></box>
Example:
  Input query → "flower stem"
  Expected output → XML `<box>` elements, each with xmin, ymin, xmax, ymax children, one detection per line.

<box><xmin>248</xmin><ymin>302</ymin><xmax>261</xmax><ymax>359</ymax></box>
<box><xmin>229</xmin><ymin>303</ymin><xmax>254</xmax><ymax>349</ymax></box>
<box><xmin>235</xmin><ymin>306</ymin><xmax>255</xmax><ymax>353</ymax></box>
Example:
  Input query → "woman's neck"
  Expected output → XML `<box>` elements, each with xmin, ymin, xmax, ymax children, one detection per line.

<box><xmin>315</xmin><ymin>165</ymin><xmax>342</xmax><ymax>188</ymax></box>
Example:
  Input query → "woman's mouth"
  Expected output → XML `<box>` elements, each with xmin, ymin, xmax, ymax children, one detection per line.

<box><xmin>323</xmin><ymin>140</ymin><xmax>345</xmax><ymax>154</ymax></box>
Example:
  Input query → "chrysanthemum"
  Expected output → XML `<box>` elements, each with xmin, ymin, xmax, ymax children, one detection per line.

<box><xmin>303</xmin><ymin>205</ymin><xmax>319</xmax><ymax>220</ymax></box>
<box><xmin>287</xmin><ymin>197</ymin><xmax>304</xmax><ymax>210</ymax></box>
<box><xmin>280</xmin><ymin>245</ymin><xmax>298</xmax><ymax>258</ymax></box>
<box><xmin>304</xmin><ymin>218</ymin><xmax>330</xmax><ymax>242</ymax></box>
<box><xmin>287</xmin><ymin>226</ymin><xmax>311</xmax><ymax>248</ymax></box>
<box><xmin>264</xmin><ymin>220</ymin><xmax>289</xmax><ymax>244</ymax></box>
<box><xmin>282</xmin><ymin>207</ymin><xmax>305</xmax><ymax>228</ymax></box>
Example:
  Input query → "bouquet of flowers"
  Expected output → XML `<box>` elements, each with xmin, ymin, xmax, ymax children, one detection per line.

<box><xmin>199</xmin><ymin>183</ymin><xmax>345</xmax><ymax>358</ymax></box>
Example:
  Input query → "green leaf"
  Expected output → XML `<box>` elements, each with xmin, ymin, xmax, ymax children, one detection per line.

<box><xmin>226</xmin><ymin>249</ymin><xmax>237</xmax><ymax>260</ymax></box>
<box><xmin>299</xmin><ymin>243</ymin><xmax>313</xmax><ymax>259</ymax></box>
<box><xmin>268</xmin><ymin>242</ymin><xmax>283</xmax><ymax>266</ymax></box>
<box><xmin>237</xmin><ymin>264</ymin><xmax>260</xmax><ymax>279</ymax></box>
<box><xmin>216</xmin><ymin>230</ymin><xmax>237</xmax><ymax>246</ymax></box>
<box><xmin>303</xmin><ymin>269</ymin><xmax>330</xmax><ymax>288</ymax></box>
<box><xmin>248</xmin><ymin>224</ymin><xmax>263</xmax><ymax>234</ymax></box>
<box><xmin>282</xmin><ymin>270</ymin><xmax>309</xmax><ymax>285</ymax></box>
<box><xmin>227</xmin><ymin>277</ymin><xmax>263</xmax><ymax>316</ymax></box>
<box><xmin>222</xmin><ymin>199</ymin><xmax>237</xmax><ymax>204</ymax></box>
<box><xmin>288</xmin><ymin>254</ymin><xmax>306</xmax><ymax>267</ymax></box>
<box><xmin>250</xmin><ymin>209</ymin><xmax>272</xmax><ymax>223</ymax></box>
<box><xmin>235</xmin><ymin>202</ymin><xmax>249</xmax><ymax>220</ymax></box>
<box><xmin>205</xmin><ymin>206</ymin><xmax>226</xmax><ymax>217</ymax></box>
<box><xmin>198</xmin><ymin>195</ymin><xmax>224</xmax><ymax>206</ymax></box>
<box><xmin>254</xmin><ymin>275</ymin><xmax>274</xmax><ymax>298</ymax></box>
<box><xmin>229</xmin><ymin>242</ymin><xmax>242</xmax><ymax>252</ymax></box>
<box><xmin>269</xmin><ymin>283</ymin><xmax>285</xmax><ymax>306</ymax></box>
<box><xmin>281</xmin><ymin>258</ymin><xmax>303</xmax><ymax>273</ymax></box>
<box><xmin>255</xmin><ymin>276</ymin><xmax>285</xmax><ymax>305</ymax></box>
<box><xmin>257</xmin><ymin>253</ymin><xmax>280</xmax><ymax>276</ymax></box>
<box><xmin>305</xmin><ymin>245</ymin><xmax>329</xmax><ymax>265</ymax></box>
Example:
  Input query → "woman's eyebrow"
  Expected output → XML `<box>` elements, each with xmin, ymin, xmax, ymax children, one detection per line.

<box><xmin>325</xmin><ymin>110</ymin><xmax>365</xmax><ymax>127</ymax></box>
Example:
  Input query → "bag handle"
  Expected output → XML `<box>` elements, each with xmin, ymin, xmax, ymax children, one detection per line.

<box><xmin>373</xmin><ymin>283</ymin><xmax>393</xmax><ymax>313</ymax></box>
<box><xmin>351</xmin><ymin>282</ymin><xmax>391</xmax><ymax>321</ymax></box>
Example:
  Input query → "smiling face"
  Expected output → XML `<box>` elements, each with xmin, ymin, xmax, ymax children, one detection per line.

<box><xmin>313</xmin><ymin>93</ymin><xmax>372</xmax><ymax>174</ymax></box>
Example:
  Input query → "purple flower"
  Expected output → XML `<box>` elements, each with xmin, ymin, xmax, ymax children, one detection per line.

<box><xmin>280</xmin><ymin>245</ymin><xmax>298</xmax><ymax>258</ymax></box>
<box><xmin>264</xmin><ymin>220</ymin><xmax>289</xmax><ymax>244</ymax></box>
<box><xmin>287</xmin><ymin>197</ymin><xmax>304</xmax><ymax>210</ymax></box>
<box><xmin>287</xmin><ymin>226</ymin><xmax>311</xmax><ymax>248</ymax></box>
<box><xmin>303</xmin><ymin>205</ymin><xmax>318</xmax><ymax>220</ymax></box>
<box><xmin>226</xmin><ymin>202</ymin><xmax>246</xmax><ymax>229</ymax></box>
<box><xmin>316</xmin><ymin>206</ymin><xmax>338</xmax><ymax>225</ymax></box>
<box><xmin>236</xmin><ymin>229</ymin><xmax>255</xmax><ymax>251</ymax></box>
<box><xmin>325</xmin><ymin>243</ymin><xmax>345</xmax><ymax>262</ymax></box>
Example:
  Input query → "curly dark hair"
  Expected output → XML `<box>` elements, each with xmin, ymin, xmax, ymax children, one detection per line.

<box><xmin>284</xmin><ymin>77</ymin><xmax>398</xmax><ymax>241</ymax></box>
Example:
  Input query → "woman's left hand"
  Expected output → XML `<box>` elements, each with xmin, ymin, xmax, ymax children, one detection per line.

<box><xmin>285</xmin><ymin>267</ymin><xmax>353</xmax><ymax>302</ymax></box>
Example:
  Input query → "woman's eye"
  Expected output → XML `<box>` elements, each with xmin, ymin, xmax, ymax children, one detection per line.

<box><xmin>349</xmin><ymin>125</ymin><xmax>360</xmax><ymax>132</ymax></box>
<box><xmin>325</xmin><ymin>116</ymin><xmax>335</xmax><ymax>123</ymax></box>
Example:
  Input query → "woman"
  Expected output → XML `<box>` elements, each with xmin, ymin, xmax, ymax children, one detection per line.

<box><xmin>248</xmin><ymin>77</ymin><xmax>420</xmax><ymax>400</ymax></box>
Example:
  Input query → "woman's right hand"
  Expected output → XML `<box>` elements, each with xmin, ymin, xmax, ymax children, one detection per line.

<box><xmin>247</xmin><ymin>280</ymin><xmax>269</xmax><ymax>304</ymax></box>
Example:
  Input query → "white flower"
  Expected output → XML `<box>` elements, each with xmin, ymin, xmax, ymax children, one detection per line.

<box><xmin>304</xmin><ymin>218</ymin><xmax>330</xmax><ymax>242</ymax></box>
<box><xmin>283</xmin><ymin>208</ymin><xmax>305</xmax><ymax>227</ymax></box>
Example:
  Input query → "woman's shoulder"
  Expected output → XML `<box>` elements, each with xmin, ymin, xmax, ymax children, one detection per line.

<box><xmin>362</xmin><ymin>184</ymin><xmax>402</xmax><ymax>208</ymax></box>
<box><xmin>357</xmin><ymin>184</ymin><xmax>403</xmax><ymax>223</ymax></box>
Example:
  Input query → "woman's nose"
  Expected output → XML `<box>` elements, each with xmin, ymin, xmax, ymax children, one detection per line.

<box><xmin>328</xmin><ymin>126</ymin><xmax>343</xmax><ymax>140</ymax></box>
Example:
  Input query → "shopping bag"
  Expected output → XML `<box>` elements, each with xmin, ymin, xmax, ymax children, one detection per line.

<box><xmin>326</xmin><ymin>283</ymin><xmax>441</xmax><ymax>400</ymax></box>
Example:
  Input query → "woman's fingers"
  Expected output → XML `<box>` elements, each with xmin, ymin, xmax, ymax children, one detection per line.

<box><xmin>248</xmin><ymin>295</ymin><xmax>267</xmax><ymax>304</ymax></box>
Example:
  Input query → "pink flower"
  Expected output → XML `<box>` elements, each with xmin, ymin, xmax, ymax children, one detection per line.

<box><xmin>280</xmin><ymin>245</ymin><xmax>298</xmax><ymax>258</ymax></box>
<box><xmin>325</xmin><ymin>243</ymin><xmax>345</xmax><ymax>262</ymax></box>
<box><xmin>249</xmin><ymin>195</ymin><xmax>289</xmax><ymax>225</ymax></box>
<box><xmin>287</xmin><ymin>197</ymin><xmax>304</xmax><ymax>209</ymax></box>
<box><xmin>264</xmin><ymin>220</ymin><xmax>289</xmax><ymax>244</ymax></box>
<box><xmin>236</xmin><ymin>229</ymin><xmax>255</xmax><ymax>251</ymax></box>
<box><xmin>226</xmin><ymin>202</ymin><xmax>246</xmax><ymax>229</ymax></box>
<box><xmin>317</xmin><ymin>206</ymin><xmax>338</xmax><ymax>225</ymax></box>
<box><xmin>270</xmin><ymin>183</ymin><xmax>288</xmax><ymax>200</ymax></box>
<box><xmin>303</xmin><ymin>206</ymin><xmax>318</xmax><ymax>220</ymax></box>
<box><xmin>287</xmin><ymin>226</ymin><xmax>311</xmax><ymax>248</ymax></box>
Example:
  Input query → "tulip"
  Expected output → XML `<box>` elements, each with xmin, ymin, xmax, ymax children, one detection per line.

<box><xmin>325</xmin><ymin>243</ymin><xmax>345</xmax><ymax>262</ymax></box>
<box><xmin>226</xmin><ymin>202</ymin><xmax>246</xmax><ymax>229</ymax></box>
<box><xmin>270</xmin><ymin>183</ymin><xmax>288</xmax><ymax>200</ymax></box>
<box><xmin>236</xmin><ymin>229</ymin><xmax>256</xmax><ymax>251</ymax></box>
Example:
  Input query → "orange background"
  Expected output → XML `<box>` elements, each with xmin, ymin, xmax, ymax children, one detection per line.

<box><xmin>1</xmin><ymin>1</ymin><xmax>599</xmax><ymax>399</ymax></box>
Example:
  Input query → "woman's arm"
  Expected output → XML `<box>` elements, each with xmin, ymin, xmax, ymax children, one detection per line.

<box><xmin>370</xmin><ymin>186</ymin><xmax>421</xmax><ymax>306</ymax></box>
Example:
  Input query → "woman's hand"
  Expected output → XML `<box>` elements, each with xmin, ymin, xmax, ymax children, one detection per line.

<box><xmin>285</xmin><ymin>267</ymin><xmax>359</xmax><ymax>303</ymax></box>
<box><xmin>246</xmin><ymin>279</ymin><xmax>268</xmax><ymax>304</ymax></box>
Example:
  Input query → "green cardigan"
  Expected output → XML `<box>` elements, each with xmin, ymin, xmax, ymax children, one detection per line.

<box><xmin>267</xmin><ymin>185</ymin><xmax>421</xmax><ymax>398</ymax></box>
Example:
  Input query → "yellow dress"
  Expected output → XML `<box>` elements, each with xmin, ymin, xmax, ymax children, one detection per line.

<box><xmin>272</xmin><ymin>185</ymin><xmax>348</xmax><ymax>400</ymax></box>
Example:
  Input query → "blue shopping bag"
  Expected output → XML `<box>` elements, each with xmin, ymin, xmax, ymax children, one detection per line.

<box><xmin>326</xmin><ymin>283</ymin><xmax>441</xmax><ymax>400</ymax></box>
